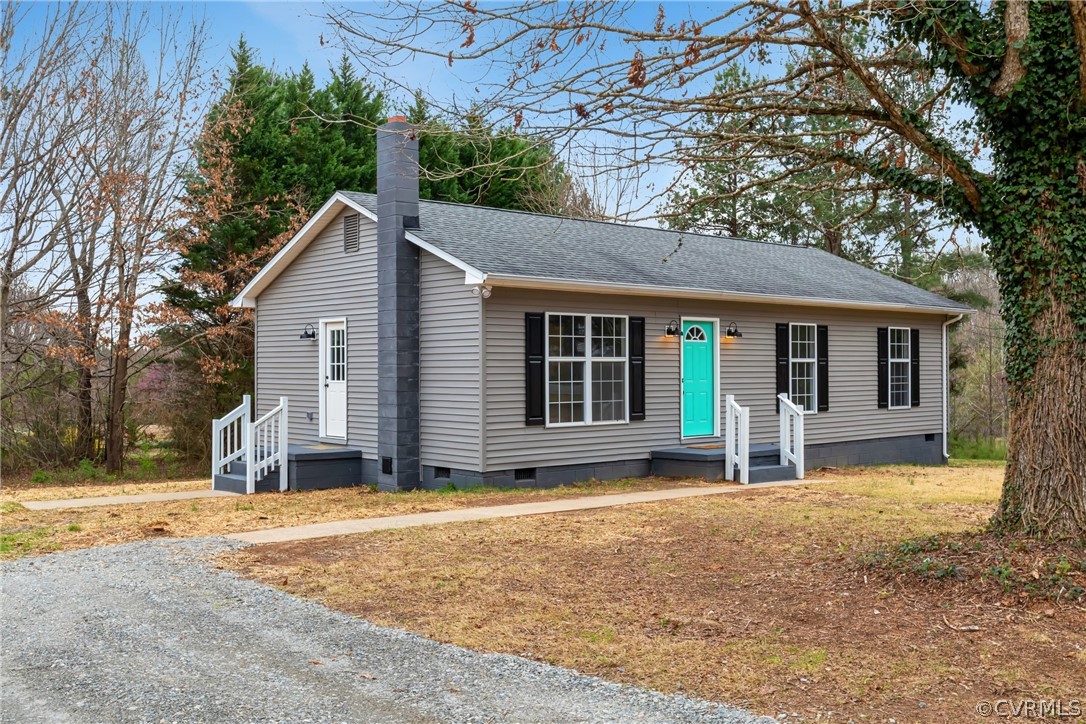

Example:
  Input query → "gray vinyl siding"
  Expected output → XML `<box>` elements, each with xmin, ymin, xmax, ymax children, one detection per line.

<box><xmin>255</xmin><ymin>209</ymin><xmax>378</xmax><ymax>452</ymax></box>
<box><xmin>255</xmin><ymin>212</ymin><xmax>482</xmax><ymax>468</ymax></box>
<box><xmin>419</xmin><ymin>251</ymin><xmax>482</xmax><ymax>469</ymax></box>
<box><xmin>482</xmin><ymin>288</ymin><xmax>947</xmax><ymax>471</ymax></box>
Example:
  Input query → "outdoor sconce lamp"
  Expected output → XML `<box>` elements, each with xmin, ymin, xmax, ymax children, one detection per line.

<box><xmin>665</xmin><ymin>320</ymin><xmax>681</xmax><ymax>337</ymax></box>
<box><xmin>299</xmin><ymin>324</ymin><xmax>317</xmax><ymax>341</ymax></box>
<box><xmin>724</xmin><ymin>322</ymin><xmax>743</xmax><ymax>338</ymax></box>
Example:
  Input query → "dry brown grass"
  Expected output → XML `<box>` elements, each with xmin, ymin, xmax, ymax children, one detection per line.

<box><xmin>225</xmin><ymin>463</ymin><xmax>1086</xmax><ymax>723</ymax></box>
<box><xmin>0</xmin><ymin>476</ymin><xmax>710</xmax><ymax>559</ymax></box>
<box><xmin>0</xmin><ymin>478</ymin><xmax>210</xmax><ymax>502</ymax></box>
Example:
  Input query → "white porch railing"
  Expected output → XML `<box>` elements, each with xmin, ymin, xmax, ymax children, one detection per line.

<box><xmin>724</xmin><ymin>394</ymin><xmax>750</xmax><ymax>484</ymax></box>
<box><xmin>212</xmin><ymin>395</ymin><xmax>250</xmax><ymax>481</ymax></box>
<box><xmin>777</xmin><ymin>393</ymin><xmax>805</xmax><ymax>480</ymax></box>
<box><xmin>246</xmin><ymin>396</ymin><xmax>289</xmax><ymax>494</ymax></box>
<box><xmin>211</xmin><ymin>395</ymin><xmax>289</xmax><ymax>494</ymax></box>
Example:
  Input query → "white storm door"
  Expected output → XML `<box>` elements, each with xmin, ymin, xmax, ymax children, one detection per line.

<box><xmin>321</xmin><ymin>320</ymin><xmax>347</xmax><ymax>439</ymax></box>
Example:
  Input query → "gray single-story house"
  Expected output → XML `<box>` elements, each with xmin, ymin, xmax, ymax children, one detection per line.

<box><xmin>214</xmin><ymin>117</ymin><xmax>971</xmax><ymax>494</ymax></box>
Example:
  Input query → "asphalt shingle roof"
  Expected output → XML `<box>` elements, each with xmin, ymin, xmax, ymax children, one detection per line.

<box><xmin>342</xmin><ymin>192</ymin><xmax>971</xmax><ymax>313</ymax></box>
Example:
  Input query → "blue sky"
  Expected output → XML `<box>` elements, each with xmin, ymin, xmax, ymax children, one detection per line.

<box><xmin>200</xmin><ymin>3</ymin><xmax>338</xmax><ymax>80</ymax></box>
<box><xmin>199</xmin><ymin>2</ymin><xmax>732</xmax><ymax>107</ymax></box>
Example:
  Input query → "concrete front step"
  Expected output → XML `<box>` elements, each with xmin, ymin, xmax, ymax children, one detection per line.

<box><xmin>651</xmin><ymin>442</ymin><xmax>798</xmax><ymax>483</ymax></box>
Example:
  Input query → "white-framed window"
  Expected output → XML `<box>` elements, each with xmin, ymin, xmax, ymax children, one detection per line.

<box><xmin>545</xmin><ymin>313</ymin><xmax>628</xmax><ymax>426</ymax></box>
<box><xmin>789</xmin><ymin>323</ymin><xmax>817</xmax><ymax>413</ymax></box>
<box><xmin>889</xmin><ymin>326</ymin><xmax>911</xmax><ymax>409</ymax></box>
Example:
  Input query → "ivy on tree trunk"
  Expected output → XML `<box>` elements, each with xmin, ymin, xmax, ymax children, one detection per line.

<box><xmin>893</xmin><ymin>2</ymin><xmax>1086</xmax><ymax>538</ymax></box>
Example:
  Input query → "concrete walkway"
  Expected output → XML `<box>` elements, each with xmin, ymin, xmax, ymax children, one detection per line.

<box><xmin>228</xmin><ymin>478</ymin><xmax>817</xmax><ymax>544</ymax></box>
<box><xmin>21</xmin><ymin>488</ymin><xmax>237</xmax><ymax>511</ymax></box>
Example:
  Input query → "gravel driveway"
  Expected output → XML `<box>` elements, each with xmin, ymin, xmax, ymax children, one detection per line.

<box><xmin>1</xmin><ymin>538</ymin><xmax>770</xmax><ymax>723</ymax></box>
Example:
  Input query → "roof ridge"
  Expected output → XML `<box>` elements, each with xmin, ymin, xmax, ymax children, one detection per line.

<box><xmin>338</xmin><ymin>190</ymin><xmax>813</xmax><ymax>251</ymax></box>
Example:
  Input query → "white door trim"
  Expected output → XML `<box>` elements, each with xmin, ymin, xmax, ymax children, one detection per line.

<box><xmin>679</xmin><ymin>316</ymin><xmax>721</xmax><ymax>441</ymax></box>
<box><xmin>318</xmin><ymin>317</ymin><xmax>348</xmax><ymax>441</ymax></box>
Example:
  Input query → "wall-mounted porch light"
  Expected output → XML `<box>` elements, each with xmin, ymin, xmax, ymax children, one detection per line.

<box><xmin>724</xmin><ymin>321</ymin><xmax>743</xmax><ymax>338</ymax></box>
<box><xmin>664</xmin><ymin>319</ymin><xmax>681</xmax><ymax>337</ymax></box>
<box><xmin>299</xmin><ymin>324</ymin><xmax>317</xmax><ymax>341</ymax></box>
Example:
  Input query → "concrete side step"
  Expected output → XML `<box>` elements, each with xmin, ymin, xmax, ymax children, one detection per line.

<box><xmin>227</xmin><ymin>461</ymin><xmax>280</xmax><ymax>485</ymax></box>
<box><xmin>746</xmin><ymin>464</ymin><xmax>797</xmax><ymax>484</ymax></box>
<box><xmin>213</xmin><ymin>470</ymin><xmax>279</xmax><ymax>494</ymax></box>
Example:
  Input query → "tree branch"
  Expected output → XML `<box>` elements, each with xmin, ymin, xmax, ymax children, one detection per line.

<box><xmin>990</xmin><ymin>0</ymin><xmax>1029</xmax><ymax>97</ymax></box>
<box><xmin>797</xmin><ymin>0</ymin><xmax>983</xmax><ymax>212</ymax></box>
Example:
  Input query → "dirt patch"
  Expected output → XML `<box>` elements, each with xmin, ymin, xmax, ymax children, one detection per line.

<box><xmin>863</xmin><ymin>531</ymin><xmax>1085</xmax><ymax>602</ymax></box>
<box><xmin>225</xmin><ymin>464</ymin><xmax>1085</xmax><ymax>722</ymax></box>
<box><xmin>0</xmin><ymin>476</ymin><xmax>711</xmax><ymax>559</ymax></box>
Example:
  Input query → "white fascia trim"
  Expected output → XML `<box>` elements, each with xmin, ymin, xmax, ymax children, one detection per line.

<box><xmin>231</xmin><ymin>193</ymin><xmax>487</xmax><ymax>308</ymax></box>
<box><xmin>483</xmin><ymin>274</ymin><xmax>974</xmax><ymax>316</ymax></box>
<box><xmin>232</xmin><ymin>194</ymin><xmax>347</xmax><ymax>308</ymax></box>
<box><xmin>340</xmin><ymin>195</ymin><xmax>487</xmax><ymax>285</ymax></box>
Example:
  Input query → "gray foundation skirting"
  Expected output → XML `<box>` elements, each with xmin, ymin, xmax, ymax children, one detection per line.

<box><xmin>401</xmin><ymin>433</ymin><xmax>941</xmax><ymax>491</ymax></box>
<box><xmin>802</xmin><ymin>432</ymin><xmax>944</xmax><ymax>469</ymax></box>
<box><xmin>418</xmin><ymin>459</ymin><xmax>652</xmax><ymax>491</ymax></box>
<box><xmin>260</xmin><ymin>432</ymin><xmax>943</xmax><ymax>493</ymax></box>
<box><xmin>287</xmin><ymin>446</ymin><xmax>367</xmax><ymax>492</ymax></box>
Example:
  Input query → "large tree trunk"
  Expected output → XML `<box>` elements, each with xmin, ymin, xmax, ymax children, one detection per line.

<box><xmin>994</xmin><ymin>274</ymin><xmax>1086</xmax><ymax>540</ymax></box>
<box><xmin>104</xmin><ymin>317</ymin><xmax>131</xmax><ymax>473</ymax></box>
<box><xmin>75</xmin><ymin>363</ymin><xmax>94</xmax><ymax>461</ymax></box>
<box><xmin>74</xmin><ymin>286</ymin><xmax>95</xmax><ymax>462</ymax></box>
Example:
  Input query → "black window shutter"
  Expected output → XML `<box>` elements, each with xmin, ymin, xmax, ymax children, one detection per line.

<box><xmin>628</xmin><ymin>317</ymin><xmax>646</xmax><ymax>421</ymax></box>
<box><xmin>525</xmin><ymin>313</ymin><xmax>545</xmax><ymax>425</ymax></box>
<box><xmin>816</xmin><ymin>324</ymin><xmax>829</xmax><ymax>412</ymax></box>
<box><xmin>775</xmin><ymin>323</ymin><xmax>789</xmax><ymax>412</ymax></box>
<box><xmin>910</xmin><ymin>328</ymin><xmax>921</xmax><ymax>407</ymax></box>
<box><xmin>876</xmin><ymin>327</ymin><xmax>889</xmax><ymax>409</ymax></box>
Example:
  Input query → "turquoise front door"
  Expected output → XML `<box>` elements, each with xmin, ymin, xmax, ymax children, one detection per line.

<box><xmin>682</xmin><ymin>320</ymin><xmax>715</xmax><ymax>437</ymax></box>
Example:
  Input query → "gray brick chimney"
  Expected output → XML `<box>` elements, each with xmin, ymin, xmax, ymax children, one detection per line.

<box><xmin>376</xmin><ymin>116</ymin><xmax>421</xmax><ymax>491</ymax></box>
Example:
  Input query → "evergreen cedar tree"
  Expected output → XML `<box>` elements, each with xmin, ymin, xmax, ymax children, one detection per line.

<box><xmin>164</xmin><ymin>41</ymin><xmax>565</xmax><ymax>450</ymax></box>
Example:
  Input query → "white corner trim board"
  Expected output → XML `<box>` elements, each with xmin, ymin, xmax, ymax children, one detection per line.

<box><xmin>942</xmin><ymin>313</ymin><xmax>964</xmax><ymax>460</ymax></box>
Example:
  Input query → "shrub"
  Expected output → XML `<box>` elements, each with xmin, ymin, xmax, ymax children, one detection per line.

<box><xmin>950</xmin><ymin>436</ymin><xmax>1007</xmax><ymax>461</ymax></box>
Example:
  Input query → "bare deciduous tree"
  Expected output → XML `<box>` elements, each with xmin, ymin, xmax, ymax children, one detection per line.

<box><xmin>1</xmin><ymin>2</ymin><xmax>92</xmax><ymax>407</ymax></box>
<box><xmin>2</xmin><ymin>2</ymin><xmax>208</xmax><ymax>473</ymax></box>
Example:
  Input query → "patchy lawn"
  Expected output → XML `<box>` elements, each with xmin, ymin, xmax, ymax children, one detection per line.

<box><xmin>0</xmin><ymin>476</ymin><xmax>710</xmax><ymax>560</ymax></box>
<box><xmin>225</xmin><ymin>463</ymin><xmax>1086</xmax><ymax>723</ymax></box>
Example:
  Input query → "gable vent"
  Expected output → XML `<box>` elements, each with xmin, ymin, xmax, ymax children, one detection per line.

<box><xmin>343</xmin><ymin>213</ymin><xmax>360</xmax><ymax>253</ymax></box>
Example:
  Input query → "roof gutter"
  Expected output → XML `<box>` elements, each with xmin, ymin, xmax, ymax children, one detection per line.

<box><xmin>942</xmin><ymin>313</ymin><xmax>965</xmax><ymax>462</ymax></box>
<box><xmin>482</xmin><ymin>273</ymin><xmax>974</xmax><ymax>317</ymax></box>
